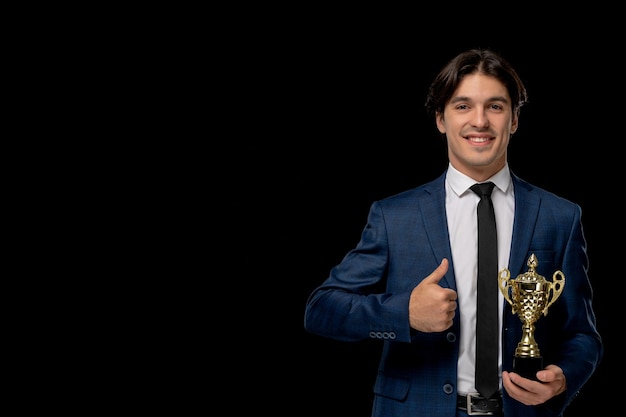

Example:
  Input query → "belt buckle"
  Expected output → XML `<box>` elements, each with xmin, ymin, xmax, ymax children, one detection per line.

<box><xmin>466</xmin><ymin>392</ymin><xmax>495</xmax><ymax>416</ymax></box>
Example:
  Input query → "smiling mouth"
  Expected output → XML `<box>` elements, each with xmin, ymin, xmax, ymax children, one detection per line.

<box><xmin>466</xmin><ymin>136</ymin><xmax>492</xmax><ymax>143</ymax></box>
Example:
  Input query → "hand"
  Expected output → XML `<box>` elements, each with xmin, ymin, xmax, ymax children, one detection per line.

<box><xmin>409</xmin><ymin>258</ymin><xmax>457</xmax><ymax>332</ymax></box>
<box><xmin>502</xmin><ymin>365</ymin><xmax>567</xmax><ymax>405</ymax></box>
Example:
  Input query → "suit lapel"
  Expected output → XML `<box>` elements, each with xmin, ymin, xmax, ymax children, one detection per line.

<box><xmin>417</xmin><ymin>173</ymin><xmax>456</xmax><ymax>290</ymax></box>
<box><xmin>508</xmin><ymin>174</ymin><xmax>541</xmax><ymax>274</ymax></box>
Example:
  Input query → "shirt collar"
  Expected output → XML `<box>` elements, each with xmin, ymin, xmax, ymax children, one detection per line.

<box><xmin>446</xmin><ymin>162</ymin><xmax>512</xmax><ymax>197</ymax></box>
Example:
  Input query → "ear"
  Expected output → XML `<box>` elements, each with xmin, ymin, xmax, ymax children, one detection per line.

<box><xmin>510</xmin><ymin>113</ymin><xmax>519</xmax><ymax>134</ymax></box>
<box><xmin>435</xmin><ymin>112</ymin><xmax>446</xmax><ymax>133</ymax></box>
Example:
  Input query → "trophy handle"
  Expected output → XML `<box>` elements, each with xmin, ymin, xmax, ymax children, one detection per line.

<box><xmin>543</xmin><ymin>270</ymin><xmax>565</xmax><ymax>315</ymax></box>
<box><xmin>498</xmin><ymin>268</ymin><xmax>514</xmax><ymax>309</ymax></box>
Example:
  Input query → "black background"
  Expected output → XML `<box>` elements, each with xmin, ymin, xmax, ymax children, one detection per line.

<box><xmin>235</xmin><ymin>26</ymin><xmax>617</xmax><ymax>416</ymax></box>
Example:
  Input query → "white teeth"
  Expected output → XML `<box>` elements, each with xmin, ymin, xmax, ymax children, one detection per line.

<box><xmin>469</xmin><ymin>137</ymin><xmax>489</xmax><ymax>143</ymax></box>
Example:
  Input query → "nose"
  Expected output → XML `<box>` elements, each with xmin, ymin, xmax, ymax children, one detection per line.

<box><xmin>471</xmin><ymin>108</ymin><xmax>489</xmax><ymax>128</ymax></box>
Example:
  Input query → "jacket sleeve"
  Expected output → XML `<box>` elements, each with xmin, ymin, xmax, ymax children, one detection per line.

<box><xmin>303</xmin><ymin>200</ymin><xmax>414</xmax><ymax>344</ymax></box>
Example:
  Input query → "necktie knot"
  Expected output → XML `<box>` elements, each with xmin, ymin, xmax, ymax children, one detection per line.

<box><xmin>471</xmin><ymin>182</ymin><xmax>495</xmax><ymax>199</ymax></box>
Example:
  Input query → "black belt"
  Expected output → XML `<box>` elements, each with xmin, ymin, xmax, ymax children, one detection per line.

<box><xmin>457</xmin><ymin>393</ymin><xmax>503</xmax><ymax>415</ymax></box>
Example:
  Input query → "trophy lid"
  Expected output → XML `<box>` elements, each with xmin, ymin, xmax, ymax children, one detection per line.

<box><xmin>517</xmin><ymin>253</ymin><xmax>545</xmax><ymax>283</ymax></box>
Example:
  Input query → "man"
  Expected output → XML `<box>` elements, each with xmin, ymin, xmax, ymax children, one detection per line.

<box><xmin>304</xmin><ymin>49</ymin><xmax>602</xmax><ymax>416</ymax></box>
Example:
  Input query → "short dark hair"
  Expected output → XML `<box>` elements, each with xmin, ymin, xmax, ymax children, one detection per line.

<box><xmin>424</xmin><ymin>49</ymin><xmax>528</xmax><ymax>119</ymax></box>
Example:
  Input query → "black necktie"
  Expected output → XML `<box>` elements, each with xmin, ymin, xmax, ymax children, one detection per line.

<box><xmin>471</xmin><ymin>182</ymin><xmax>499</xmax><ymax>399</ymax></box>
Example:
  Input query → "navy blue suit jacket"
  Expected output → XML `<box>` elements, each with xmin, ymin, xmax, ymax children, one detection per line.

<box><xmin>304</xmin><ymin>170</ymin><xmax>603</xmax><ymax>417</ymax></box>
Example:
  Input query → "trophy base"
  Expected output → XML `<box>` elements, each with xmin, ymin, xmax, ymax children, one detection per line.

<box><xmin>513</xmin><ymin>356</ymin><xmax>542</xmax><ymax>381</ymax></box>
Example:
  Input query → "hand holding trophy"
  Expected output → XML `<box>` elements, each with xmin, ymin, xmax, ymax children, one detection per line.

<box><xmin>498</xmin><ymin>253</ymin><xmax>565</xmax><ymax>380</ymax></box>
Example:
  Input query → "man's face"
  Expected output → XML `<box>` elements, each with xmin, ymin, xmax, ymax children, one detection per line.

<box><xmin>436</xmin><ymin>73</ymin><xmax>518</xmax><ymax>181</ymax></box>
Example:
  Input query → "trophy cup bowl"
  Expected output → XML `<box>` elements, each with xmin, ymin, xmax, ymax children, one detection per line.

<box><xmin>498</xmin><ymin>253</ymin><xmax>565</xmax><ymax>380</ymax></box>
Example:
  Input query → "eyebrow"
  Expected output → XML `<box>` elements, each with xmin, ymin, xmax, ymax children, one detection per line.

<box><xmin>449</xmin><ymin>95</ymin><xmax>509</xmax><ymax>104</ymax></box>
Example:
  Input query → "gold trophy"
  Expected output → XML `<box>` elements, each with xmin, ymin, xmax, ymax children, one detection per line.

<box><xmin>498</xmin><ymin>253</ymin><xmax>565</xmax><ymax>380</ymax></box>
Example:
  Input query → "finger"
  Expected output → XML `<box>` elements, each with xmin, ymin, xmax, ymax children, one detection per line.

<box><xmin>536</xmin><ymin>370</ymin><xmax>555</xmax><ymax>383</ymax></box>
<box><xmin>422</xmin><ymin>258</ymin><xmax>449</xmax><ymax>284</ymax></box>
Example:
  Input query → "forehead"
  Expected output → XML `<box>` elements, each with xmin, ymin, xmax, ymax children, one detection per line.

<box><xmin>452</xmin><ymin>73</ymin><xmax>510</xmax><ymax>102</ymax></box>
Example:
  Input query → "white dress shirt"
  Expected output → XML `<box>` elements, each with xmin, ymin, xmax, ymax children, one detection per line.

<box><xmin>445</xmin><ymin>162</ymin><xmax>515</xmax><ymax>395</ymax></box>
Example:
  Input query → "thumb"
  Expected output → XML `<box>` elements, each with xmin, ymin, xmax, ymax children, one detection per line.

<box><xmin>422</xmin><ymin>258</ymin><xmax>449</xmax><ymax>285</ymax></box>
